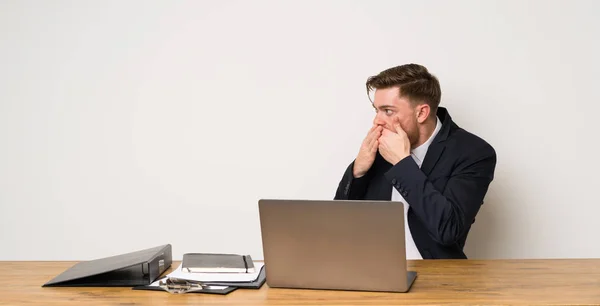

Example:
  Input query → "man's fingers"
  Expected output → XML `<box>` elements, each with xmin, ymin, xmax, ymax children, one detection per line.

<box><xmin>370</xmin><ymin>140</ymin><xmax>379</xmax><ymax>153</ymax></box>
<box><xmin>366</xmin><ymin>126</ymin><xmax>382</xmax><ymax>144</ymax></box>
<box><xmin>393</xmin><ymin>117</ymin><xmax>406</xmax><ymax>135</ymax></box>
<box><xmin>367</xmin><ymin>125</ymin><xmax>376</xmax><ymax>136</ymax></box>
<box><xmin>368</xmin><ymin>124</ymin><xmax>379</xmax><ymax>135</ymax></box>
<box><xmin>367</xmin><ymin>127</ymin><xmax>383</xmax><ymax>149</ymax></box>
<box><xmin>370</xmin><ymin>134</ymin><xmax>380</xmax><ymax>150</ymax></box>
<box><xmin>366</xmin><ymin>130</ymin><xmax>380</xmax><ymax>148</ymax></box>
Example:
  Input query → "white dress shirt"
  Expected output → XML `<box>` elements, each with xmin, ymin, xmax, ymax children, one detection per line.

<box><xmin>391</xmin><ymin>116</ymin><xmax>442</xmax><ymax>259</ymax></box>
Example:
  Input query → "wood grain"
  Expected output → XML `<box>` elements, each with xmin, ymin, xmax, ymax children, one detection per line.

<box><xmin>1</xmin><ymin>259</ymin><xmax>600</xmax><ymax>305</ymax></box>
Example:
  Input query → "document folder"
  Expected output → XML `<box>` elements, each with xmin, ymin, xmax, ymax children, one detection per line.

<box><xmin>42</xmin><ymin>244</ymin><xmax>172</xmax><ymax>287</ymax></box>
<box><xmin>132</xmin><ymin>264</ymin><xmax>266</xmax><ymax>294</ymax></box>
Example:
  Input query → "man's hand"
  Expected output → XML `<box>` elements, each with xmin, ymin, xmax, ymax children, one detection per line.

<box><xmin>378</xmin><ymin>118</ymin><xmax>411</xmax><ymax>165</ymax></box>
<box><xmin>353</xmin><ymin>125</ymin><xmax>382</xmax><ymax>178</ymax></box>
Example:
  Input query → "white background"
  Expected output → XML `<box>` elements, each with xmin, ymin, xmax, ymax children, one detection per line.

<box><xmin>1</xmin><ymin>0</ymin><xmax>599</xmax><ymax>260</ymax></box>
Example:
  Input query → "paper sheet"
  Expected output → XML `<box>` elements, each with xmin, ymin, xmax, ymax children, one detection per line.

<box><xmin>166</xmin><ymin>262</ymin><xmax>265</xmax><ymax>283</ymax></box>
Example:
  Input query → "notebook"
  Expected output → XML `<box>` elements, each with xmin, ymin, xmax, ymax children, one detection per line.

<box><xmin>182</xmin><ymin>253</ymin><xmax>255</xmax><ymax>273</ymax></box>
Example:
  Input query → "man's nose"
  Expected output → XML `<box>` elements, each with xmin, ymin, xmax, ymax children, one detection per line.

<box><xmin>373</xmin><ymin>113</ymin><xmax>385</xmax><ymax>126</ymax></box>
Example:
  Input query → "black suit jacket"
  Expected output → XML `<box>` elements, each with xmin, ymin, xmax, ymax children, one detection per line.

<box><xmin>334</xmin><ymin>107</ymin><xmax>496</xmax><ymax>259</ymax></box>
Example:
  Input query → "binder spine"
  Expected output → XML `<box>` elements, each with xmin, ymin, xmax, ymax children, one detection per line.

<box><xmin>142</xmin><ymin>262</ymin><xmax>149</xmax><ymax>275</ymax></box>
<box><xmin>147</xmin><ymin>245</ymin><xmax>172</xmax><ymax>282</ymax></box>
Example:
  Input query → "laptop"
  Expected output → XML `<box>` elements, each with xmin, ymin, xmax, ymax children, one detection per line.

<box><xmin>258</xmin><ymin>199</ymin><xmax>417</xmax><ymax>293</ymax></box>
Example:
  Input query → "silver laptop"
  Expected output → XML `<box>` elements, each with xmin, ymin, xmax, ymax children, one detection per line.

<box><xmin>258</xmin><ymin>199</ymin><xmax>417</xmax><ymax>292</ymax></box>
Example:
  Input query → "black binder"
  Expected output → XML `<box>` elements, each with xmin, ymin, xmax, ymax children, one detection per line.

<box><xmin>42</xmin><ymin>244</ymin><xmax>172</xmax><ymax>287</ymax></box>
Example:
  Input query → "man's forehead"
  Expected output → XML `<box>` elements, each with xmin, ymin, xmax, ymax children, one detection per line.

<box><xmin>372</xmin><ymin>88</ymin><xmax>404</xmax><ymax>107</ymax></box>
<box><xmin>372</xmin><ymin>102</ymin><xmax>397</xmax><ymax>109</ymax></box>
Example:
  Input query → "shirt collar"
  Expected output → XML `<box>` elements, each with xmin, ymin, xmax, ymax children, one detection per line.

<box><xmin>411</xmin><ymin>116</ymin><xmax>442</xmax><ymax>167</ymax></box>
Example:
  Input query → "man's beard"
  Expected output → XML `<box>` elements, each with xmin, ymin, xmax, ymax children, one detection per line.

<box><xmin>405</xmin><ymin>123</ymin><xmax>420</xmax><ymax>147</ymax></box>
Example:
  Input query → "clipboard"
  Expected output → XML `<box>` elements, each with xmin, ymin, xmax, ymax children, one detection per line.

<box><xmin>132</xmin><ymin>279</ymin><xmax>238</xmax><ymax>295</ymax></box>
<box><xmin>201</xmin><ymin>264</ymin><xmax>266</xmax><ymax>288</ymax></box>
<box><xmin>132</xmin><ymin>264</ymin><xmax>266</xmax><ymax>294</ymax></box>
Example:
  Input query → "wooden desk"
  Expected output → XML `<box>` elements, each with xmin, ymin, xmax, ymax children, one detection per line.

<box><xmin>1</xmin><ymin>259</ymin><xmax>599</xmax><ymax>305</ymax></box>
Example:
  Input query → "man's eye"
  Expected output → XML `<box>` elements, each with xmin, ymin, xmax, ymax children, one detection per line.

<box><xmin>385</xmin><ymin>109</ymin><xmax>393</xmax><ymax>115</ymax></box>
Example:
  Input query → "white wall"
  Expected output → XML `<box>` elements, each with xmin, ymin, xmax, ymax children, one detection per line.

<box><xmin>1</xmin><ymin>0</ymin><xmax>599</xmax><ymax>261</ymax></box>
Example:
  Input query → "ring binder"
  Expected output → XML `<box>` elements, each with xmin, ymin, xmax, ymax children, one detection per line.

<box><xmin>42</xmin><ymin>244</ymin><xmax>172</xmax><ymax>287</ymax></box>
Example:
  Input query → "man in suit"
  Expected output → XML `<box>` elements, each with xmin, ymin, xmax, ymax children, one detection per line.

<box><xmin>334</xmin><ymin>64</ymin><xmax>496</xmax><ymax>259</ymax></box>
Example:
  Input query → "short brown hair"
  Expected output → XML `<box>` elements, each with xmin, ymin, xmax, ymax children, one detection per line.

<box><xmin>366</xmin><ymin>63</ymin><xmax>441</xmax><ymax>114</ymax></box>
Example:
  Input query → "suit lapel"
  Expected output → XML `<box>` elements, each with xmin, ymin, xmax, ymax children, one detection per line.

<box><xmin>420</xmin><ymin>107</ymin><xmax>453</xmax><ymax>176</ymax></box>
<box><xmin>420</xmin><ymin>142</ymin><xmax>445</xmax><ymax>176</ymax></box>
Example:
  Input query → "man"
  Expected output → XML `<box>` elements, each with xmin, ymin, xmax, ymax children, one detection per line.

<box><xmin>334</xmin><ymin>64</ymin><xmax>496</xmax><ymax>259</ymax></box>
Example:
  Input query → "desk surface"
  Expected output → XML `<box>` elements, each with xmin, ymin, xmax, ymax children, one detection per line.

<box><xmin>1</xmin><ymin>259</ymin><xmax>599</xmax><ymax>305</ymax></box>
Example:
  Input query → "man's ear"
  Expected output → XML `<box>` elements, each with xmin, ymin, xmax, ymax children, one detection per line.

<box><xmin>416</xmin><ymin>104</ymin><xmax>430</xmax><ymax>124</ymax></box>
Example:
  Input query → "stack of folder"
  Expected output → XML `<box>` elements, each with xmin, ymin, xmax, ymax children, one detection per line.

<box><xmin>41</xmin><ymin>244</ymin><xmax>265</xmax><ymax>295</ymax></box>
<box><xmin>135</xmin><ymin>252</ymin><xmax>266</xmax><ymax>294</ymax></box>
